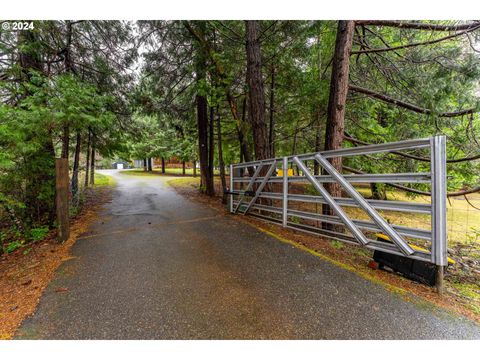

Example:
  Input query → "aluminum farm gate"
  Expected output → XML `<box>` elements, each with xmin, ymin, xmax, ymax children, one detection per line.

<box><xmin>228</xmin><ymin>136</ymin><xmax>447</xmax><ymax>267</ymax></box>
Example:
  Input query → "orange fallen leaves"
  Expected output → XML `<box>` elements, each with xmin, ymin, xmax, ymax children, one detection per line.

<box><xmin>0</xmin><ymin>187</ymin><xmax>111</xmax><ymax>340</ymax></box>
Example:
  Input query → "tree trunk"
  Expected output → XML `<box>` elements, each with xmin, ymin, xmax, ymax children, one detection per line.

<box><xmin>313</xmin><ymin>110</ymin><xmax>322</xmax><ymax>175</ymax></box>
<box><xmin>314</xmin><ymin>32</ymin><xmax>323</xmax><ymax>176</ymax></box>
<box><xmin>61</xmin><ymin>21</ymin><xmax>74</xmax><ymax>162</ymax></box>
<box><xmin>371</xmin><ymin>183</ymin><xmax>387</xmax><ymax>200</ymax></box>
<box><xmin>89</xmin><ymin>135</ymin><xmax>95</xmax><ymax>186</ymax></box>
<box><xmin>322</xmin><ymin>20</ymin><xmax>355</xmax><ymax>227</ymax></box>
<box><xmin>148</xmin><ymin>158</ymin><xmax>153</xmax><ymax>172</ymax></box>
<box><xmin>184</xmin><ymin>21</ymin><xmax>253</xmax><ymax>169</ymax></box>
<box><xmin>291</xmin><ymin>119</ymin><xmax>299</xmax><ymax>175</ymax></box>
<box><xmin>161</xmin><ymin>157</ymin><xmax>165</xmax><ymax>174</ymax></box>
<box><xmin>245</xmin><ymin>20</ymin><xmax>270</xmax><ymax>161</ymax></box>
<box><xmin>71</xmin><ymin>130</ymin><xmax>81</xmax><ymax>202</ymax></box>
<box><xmin>238</xmin><ymin>95</ymin><xmax>254</xmax><ymax>176</ymax></box>
<box><xmin>182</xmin><ymin>161</ymin><xmax>186</xmax><ymax>175</ymax></box>
<box><xmin>216</xmin><ymin>108</ymin><xmax>227</xmax><ymax>204</ymax></box>
<box><xmin>84</xmin><ymin>129</ymin><xmax>91</xmax><ymax>187</ymax></box>
<box><xmin>143</xmin><ymin>158</ymin><xmax>147</xmax><ymax>172</ymax></box>
<box><xmin>61</xmin><ymin>125</ymin><xmax>69</xmax><ymax>159</ymax></box>
<box><xmin>208</xmin><ymin>106</ymin><xmax>215</xmax><ymax>181</ymax></box>
<box><xmin>193</xmin><ymin>160</ymin><xmax>197</xmax><ymax>177</ymax></box>
<box><xmin>269</xmin><ymin>64</ymin><xmax>276</xmax><ymax>158</ymax></box>
<box><xmin>197</xmin><ymin>93</ymin><xmax>214</xmax><ymax>196</ymax></box>
<box><xmin>194</xmin><ymin>24</ymin><xmax>215</xmax><ymax>197</ymax></box>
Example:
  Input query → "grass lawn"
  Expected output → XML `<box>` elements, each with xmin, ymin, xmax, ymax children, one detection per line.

<box><xmin>93</xmin><ymin>173</ymin><xmax>116</xmax><ymax>187</ymax></box>
<box><xmin>167</xmin><ymin>177</ymin><xmax>199</xmax><ymax>188</ymax></box>
<box><xmin>353</xmin><ymin>187</ymin><xmax>480</xmax><ymax>247</ymax></box>
<box><xmin>121</xmin><ymin>167</ymin><xmax>220</xmax><ymax>176</ymax></box>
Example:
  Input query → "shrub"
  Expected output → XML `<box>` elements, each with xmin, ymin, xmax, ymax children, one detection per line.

<box><xmin>29</xmin><ymin>226</ymin><xmax>49</xmax><ymax>242</ymax></box>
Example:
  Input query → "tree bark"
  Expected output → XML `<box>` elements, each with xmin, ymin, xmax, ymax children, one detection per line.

<box><xmin>148</xmin><ymin>158</ymin><xmax>153</xmax><ymax>172</ymax></box>
<box><xmin>314</xmin><ymin>32</ymin><xmax>323</xmax><ymax>176</ymax></box>
<box><xmin>197</xmin><ymin>93</ymin><xmax>214</xmax><ymax>195</ymax></box>
<box><xmin>182</xmin><ymin>161</ymin><xmax>186</xmax><ymax>175</ymax></box>
<box><xmin>196</xmin><ymin>94</ymin><xmax>214</xmax><ymax>195</ymax></box>
<box><xmin>323</xmin><ymin>20</ymin><xmax>355</xmax><ymax>224</ymax></box>
<box><xmin>291</xmin><ymin>120</ymin><xmax>299</xmax><ymax>175</ymax></box>
<box><xmin>192</xmin><ymin>22</ymin><xmax>215</xmax><ymax>196</ymax></box>
<box><xmin>89</xmin><ymin>134</ymin><xmax>95</xmax><ymax>186</ymax></box>
<box><xmin>216</xmin><ymin>108</ymin><xmax>227</xmax><ymax>204</ymax></box>
<box><xmin>143</xmin><ymin>158</ymin><xmax>147</xmax><ymax>172</ymax></box>
<box><xmin>314</xmin><ymin>110</ymin><xmax>323</xmax><ymax>175</ymax></box>
<box><xmin>61</xmin><ymin>126</ymin><xmax>69</xmax><ymax>159</ymax></box>
<box><xmin>193</xmin><ymin>160</ymin><xmax>197</xmax><ymax>177</ymax></box>
<box><xmin>161</xmin><ymin>157</ymin><xmax>165</xmax><ymax>174</ymax></box>
<box><xmin>84</xmin><ymin>129</ymin><xmax>90</xmax><ymax>188</ymax></box>
<box><xmin>208</xmin><ymin>106</ymin><xmax>215</xmax><ymax>181</ymax></box>
<box><xmin>71</xmin><ymin>130</ymin><xmax>81</xmax><ymax>202</ymax></box>
<box><xmin>268</xmin><ymin>64</ymin><xmax>276</xmax><ymax>158</ymax></box>
<box><xmin>61</xmin><ymin>21</ymin><xmax>74</xmax><ymax>161</ymax></box>
<box><xmin>245</xmin><ymin>20</ymin><xmax>270</xmax><ymax>161</ymax></box>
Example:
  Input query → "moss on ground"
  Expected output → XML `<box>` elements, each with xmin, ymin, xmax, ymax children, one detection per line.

<box><xmin>451</xmin><ymin>282</ymin><xmax>480</xmax><ymax>315</ymax></box>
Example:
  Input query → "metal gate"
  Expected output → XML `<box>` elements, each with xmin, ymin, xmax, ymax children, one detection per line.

<box><xmin>229</xmin><ymin>136</ymin><xmax>447</xmax><ymax>266</ymax></box>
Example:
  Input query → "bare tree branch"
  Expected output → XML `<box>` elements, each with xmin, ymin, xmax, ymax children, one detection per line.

<box><xmin>351</xmin><ymin>25</ymin><xmax>480</xmax><ymax>55</ymax></box>
<box><xmin>344</xmin><ymin>133</ymin><xmax>480</xmax><ymax>163</ymax></box>
<box><xmin>343</xmin><ymin>165</ymin><xmax>480</xmax><ymax>197</ymax></box>
<box><xmin>349</xmin><ymin>85</ymin><xmax>477</xmax><ymax>117</ymax></box>
<box><xmin>355</xmin><ymin>21</ymin><xmax>480</xmax><ymax>31</ymax></box>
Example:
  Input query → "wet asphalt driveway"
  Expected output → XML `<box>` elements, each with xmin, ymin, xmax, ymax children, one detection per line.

<box><xmin>16</xmin><ymin>170</ymin><xmax>480</xmax><ymax>339</ymax></box>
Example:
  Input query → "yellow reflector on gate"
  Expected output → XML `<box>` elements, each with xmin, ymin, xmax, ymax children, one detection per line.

<box><xmin>277</xmin><ymin>168</ymin><xmax>294</xmax><ymax>177</ymax></box>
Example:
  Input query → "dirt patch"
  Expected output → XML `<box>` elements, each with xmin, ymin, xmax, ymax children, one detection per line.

<box><xmin>168</xmin><ymin>177</ymin><xmax>480</xmax><ymax>325</ymax></box>
<box><xmin>0</xmin><ymin>187</ymin><xmax>112</xmax><ymax>340</ymax></box>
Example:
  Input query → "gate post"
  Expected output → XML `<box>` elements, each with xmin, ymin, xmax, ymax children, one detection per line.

<box><xmin>282</xmin><ymin>157</ymin><xmax>288</xmax><ymax>227</ymax></box>
<box><xmin>56</xmin><ymin>158</ymin><xmax>70</xmax><ymax>243</ymax></box>
<box><xmin>431</xmin><ymin>135</ymin><xmax>447</xmax><ymax>294</ymax></box>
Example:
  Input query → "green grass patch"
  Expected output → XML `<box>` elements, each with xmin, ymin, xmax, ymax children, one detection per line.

<box><xmin>331</xmin><ymin>240</ymin><xmax>345</xmax><ymax>249</ymax></box>
<box><xmin>94</xmin><ymin>173</ymin><xmax>116</xmax><ymax>187</ymax></box>
<box><xmin>119</xmin><ymin>169</ymin><xmax>154</xmax><ymax>176</ymax></box>
<box><xmin>167</xmin><ymin>177</ymin><xmax>199</xmax><ymax>188</ymax></box>
<box><xmin>121</xmin><ymin>167</ymin><xmax>219</xmax><ymax>176</ymax></box>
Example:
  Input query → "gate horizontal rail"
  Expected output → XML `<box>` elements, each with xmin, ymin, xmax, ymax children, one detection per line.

<box><xmin>229</xmin><ymin>136</ymin><xmax>447</xmax><ymax>266</ymax></box>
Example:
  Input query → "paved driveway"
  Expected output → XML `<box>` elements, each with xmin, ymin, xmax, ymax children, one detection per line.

<box><xmin>16</xmin><ymin>170</ymin><xmax>480</xmax><ymax>339</ymax></box>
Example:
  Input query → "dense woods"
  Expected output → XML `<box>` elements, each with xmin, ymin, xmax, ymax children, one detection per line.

<box><xmin>1</xmin><ymin>20</ymin><xmax>480</xmax><ymax>251</ymax></box>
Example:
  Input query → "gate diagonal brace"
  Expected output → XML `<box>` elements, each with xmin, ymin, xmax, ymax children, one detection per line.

<box><xmin>234</xmin><ymin>162</ymin><xmax>264</xmax><ymax>213</ymax></box>
<box><xmin>313</xmin><ymin>153</ymin><xmax>414</xmax><ymax>256</ymax></box>
<box><xmin>292</xmin><ymin>156</ymin><xmax>369</xmax><ymax>246</ymax></box>
<box><xmin>241</xmin><ymin>162</ymin><xmax>277</xmax><ymax>215</ymax></box>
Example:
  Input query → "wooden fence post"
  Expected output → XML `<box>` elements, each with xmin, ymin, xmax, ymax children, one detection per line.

<box><xmin>56</xmin><ymin>158</ymin><xmax>70</xmax><ymax>243</ymax></box>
